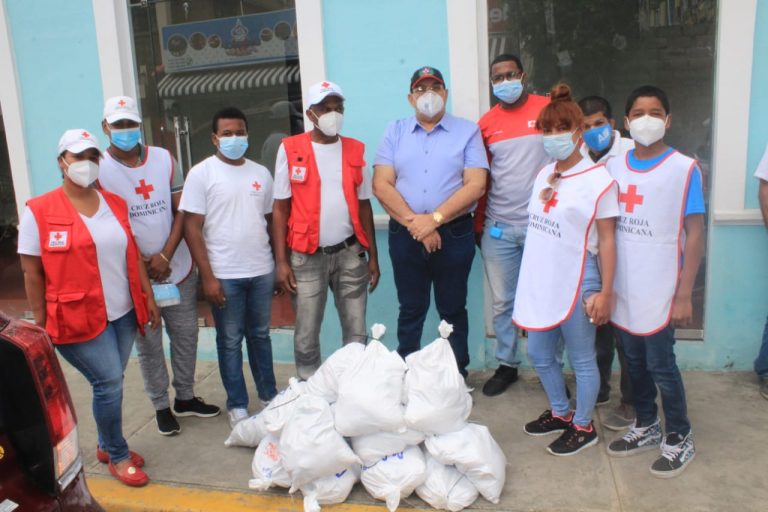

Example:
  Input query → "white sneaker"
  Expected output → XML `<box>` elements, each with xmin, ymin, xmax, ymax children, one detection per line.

<box><xmin>228</xmin><ymin>407</ymin><xmax>248</xmax><ymax>428</ymax></box>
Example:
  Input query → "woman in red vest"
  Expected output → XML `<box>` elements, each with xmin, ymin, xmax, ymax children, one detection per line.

<box><xmin>17</xmin><ymin>129</ymin><xmax>160</xmax><ymax>487</ymax></box>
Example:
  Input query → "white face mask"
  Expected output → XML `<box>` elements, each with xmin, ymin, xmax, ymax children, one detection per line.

<box><xmin>313</xmin><ymin>111</ymin><xmax>344</xmax><ymax>137</ymax></box>
<box><xmin>415</xmin><ymin>91</ymin><xmax>445</xmax><ymax>118</ymax></box>
<box><xmin>64</xmin><ymin>159</ymin><xmax>99</xmax><ymax>188</ymax></box>
<box><xmin>628</xmin><ymin>115</ymin><xmax>667</xmax><ymax>147</ymax></box>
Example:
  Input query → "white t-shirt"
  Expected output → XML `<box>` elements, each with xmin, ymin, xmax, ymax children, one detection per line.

<box><xmin>17</xmin><ymin>192</ymin><xmax>134</xmax><ymax>321</ymax></box>
<box><xmin>558</xmin><ymin>160</ymin><xmax>620</xmax><ymax>254</ymax></box>
<box><xmin>179</xmin><ymin>155</ymin><xmax>274</xmax><ymax>279</ymax></box>
<box><xmin>754</xmin><ymin>143</ymin><xmax>768</xmax><ymax>181</ymax></box>
<box><xmin>274</xmin><ymin>140</ymin><xmax>373</xmax><ymax>247</ymax></box>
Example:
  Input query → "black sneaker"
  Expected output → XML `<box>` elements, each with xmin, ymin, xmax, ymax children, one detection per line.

<box><xmin>156</xmin><ymin>407</ymin><xmax>181</xmax><ymax>436</ymax></box>
<box><xmin>547</xmin><ymin>422</ymin><xmax>598</xmax><ymax>456</ymax></box>
<box><xmin>650</xmin><ymin>432</ymin><xmax>696</xmax><ymax>478</ymax></box>
<box><xmin>524</xmin><ymin>410</ymin><xmax>571</xmax><ymax>436</ymax></box>
<box><xmin>607</xmin><ymin>418</ymin><xmax>662</xmax><ymax>457</ymax></box>
<box><xmin>173</xmin><ymin>397</ymin><xmax>221</xmax><ymax>418</ymax></box>
<box><xmin>481</xmin><ymin>365</ymin><xmax>518</xmax><ymax>397</ymax></box>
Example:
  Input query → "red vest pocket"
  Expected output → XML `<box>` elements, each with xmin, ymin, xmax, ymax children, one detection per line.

<box><xmin>46</xmin><ymin>291</ymin><xmax>93</xmax><ymax>343</ymax></box>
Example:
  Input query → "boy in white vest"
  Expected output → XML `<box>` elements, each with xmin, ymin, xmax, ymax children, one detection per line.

<box><xmin>98</xmin><ymin>96</ymin><xmax>220</xmax><ymax>436</ymax></box>
<box><xmin>605</xmin><ymin>86</ymin><xmax>705</xmax><ymax>478</ymax></box>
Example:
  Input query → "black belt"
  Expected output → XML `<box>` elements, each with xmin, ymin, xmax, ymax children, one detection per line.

<box><xmin>317</xmin><ymin>235</ymin><xmax>358</xmax><ymax>255</ymax></box>
<box><xmin>442</xmin><ymin>213</ymin><xmax>472</xmax><ymax>226</ymax></box>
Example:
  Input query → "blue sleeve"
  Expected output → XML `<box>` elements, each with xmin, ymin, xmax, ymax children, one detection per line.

<box><xmin>463</xmin><ymin>124</ymin><xmax>490</xmax><ymax>170</ymax></box>
<box><xmin>684</xmin><ymin>165</ymin><xmax>706</xmax><ymax>216</ymax></box>
<box><xmin>374</xmin><ymin>121</ymin><xmax>397</xmax><ymax>167</ymax></box>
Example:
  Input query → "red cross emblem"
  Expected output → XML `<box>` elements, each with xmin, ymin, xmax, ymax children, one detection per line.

<box><xmin>321</xmin><ymin>81</ymin><xmax>330</xmax><ymax>88</ymax></box>
<box><xmin>54</xmin><ymin>232</ymin><xmax>63</xmax><ymax>241</ymax></box>
<box><xmin>117</xmin><ymin>99</ymin><xmax>126</xmax><ymax>107</ymax></box>
<box><xmin>619</xmin><ymin>184</ymin><xmax>644</xmax><ymax>213</ymax></box>
<box><xmin>82</xmin><ymin>131</ymin><xmax>90</xmax><ymax>138</ymax></box>
<box><xmin>252</xmin><ymin>181</ymin><xmax>262</xmax><ymax>191</ymax></box>
<box><xmin>543</xmin><ymin>191</ymin><xmax>559</xmax><ymax>213</ymax></box>
<box><xmin>134</xmin><ymin>179</ymin><xmax>155</xmax><ymax>200</ymax></box>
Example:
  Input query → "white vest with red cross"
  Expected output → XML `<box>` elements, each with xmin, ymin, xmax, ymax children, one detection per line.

<box><xmin>98</xmin><ymin>146</ymin><xmax>193</xmax><ymax>284</ymax></box>
<box><xmin>607</xmin><ymin>150</ymin><xmax>697</xmax><ymax>335</ymax></box>
<box><xmin>513</xmin><ymin>160</ymin><xmax>616</xmax><ymax>330</ymax></box>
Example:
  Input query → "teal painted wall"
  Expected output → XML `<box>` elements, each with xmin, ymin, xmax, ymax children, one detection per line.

<box><xmin>5</xmin><ymin>0</ymin><xmax>104</xmax><ymax>196</ymax></box>
<box><xmin>745</xmin><ymin>0</ymin><xmax>768</xmax><ymax>208</ymax></box>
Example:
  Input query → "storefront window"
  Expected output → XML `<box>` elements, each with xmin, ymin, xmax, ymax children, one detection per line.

<box><xmin>487</xmin><ymin>0</ymin><xmax>716</xmax><ymax>336</ymax></box>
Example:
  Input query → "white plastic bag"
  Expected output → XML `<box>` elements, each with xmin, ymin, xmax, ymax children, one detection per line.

<box><xmin>248</xmin><ymin>434</ymin><xmax>292</xmax><ymax>491</ymax></box>
<box><xmin>305</xmin><ymin>342</ymin><xmax>365</xmax><ymax>403</ymax></box>
<box><xmin>361</xmin><ymin>445</ymin><xmax>427</xmax><ymax>512</ymax></box>
<box><xmin>415</xmin><ymin>452</ymin><xmax>479</xmax><ymax>511</ymax></box>
<box><xmin>424</xmin><ymin>424</ymin><xmax>506</xmax><ymax>504</ymax></box>
<box><xmin>351</xmin><ymin>429</ymin><xmax>425</xmax><ymax>466</ymax></box>
<box><xmin>403</xmin><ymin>334</ymin><xmax>471</xmax><ymax>435</ymax></box>
<box><xmin>300</xmin><ymin>465</ymin><xmax>360</xmax><ymax>512</ymax></box>
<box><xmin>262</xmin><ymin>377</ymin><xmax>306</xmax><ymax>435</ymax></box>
<box><xmin>225</xmin><ymin>413</ymin><xmax>268</xmax><ymax>448</ymax></box>
<box><xmin>334</xmin><ymin>339</ymin><xmax>407</xmax><ymax>437</ymax></box>
<box><xmin>280</xmin><ymin>394</ymin><xmax>361</xmax><ymax>492</ymax></box>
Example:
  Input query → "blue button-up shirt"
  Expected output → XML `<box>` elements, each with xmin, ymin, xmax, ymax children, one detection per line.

<box><xmin>375</xmin><ymin>113</ymin><xmax>489</xmax><ymax>214</ymax></box>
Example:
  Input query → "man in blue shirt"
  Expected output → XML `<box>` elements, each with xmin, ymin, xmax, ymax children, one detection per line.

<box><xmin>373</xmin><ymin>66</ymin><xmax>488</xmax><ymax>377</ymax></box>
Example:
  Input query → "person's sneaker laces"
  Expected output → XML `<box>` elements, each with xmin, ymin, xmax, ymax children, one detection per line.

<box><xmin>650</xmin><ymin>432</ymin><xmax>696</xmax><ymax>478</ymax></box>
<box><xmin>607</xmin><ymin>417</ymin><xmax>662</xmax><ymax>457</ymax></box>
<box><xmin>228</xmin><ymin>407</ymin><xmax>249</xmax><ymax>429</ymax></box>
<box><xmin>481</xmin><ymin>365</ymin><xmax>518</xmax><ymax>397</ymax></box>
<box><xmin>524</xmin><ymin>410</ymin><xmax>572</xmax><ymax>436</ymax></box>
<box><xmin>547</xmin><ymin>422</ymin><xmax>598</xmax><ymax>456</ymax></box>
<box><xmin>601</xmin><ymin>403</ymin><xmax>636</xmax><ymax>431</ymax></box>
<box><xmin>156</xmin><ymin>407</ymin><xmax>181</xmax><ymax>436</ymax></box>
<box><xmin>173</xmin><ymin>396</ymin><xmax>221</xmax><ymax>418</ymax></box>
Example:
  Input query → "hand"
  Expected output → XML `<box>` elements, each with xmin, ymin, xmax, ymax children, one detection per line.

<box><xmin>368</xmin><ymin>255</ymin><xmax>381</xmax><ymax>293</ymax></box>
<box><xmin>144</xmin><ymin>253</ymin><xmax>171</xmax><ymax>282</ymax></box>
<box><xmin>202</xmin><ymin>275</ymin><xmax>226</xmax><ymax>307</ymax></box>
<box><xmin>586</xmin><ymin>291</ymin><xmax>612</xmax><ymax>326</ymax></box>
<box><xmin>422</xmin><ymin>231</ymin><xmax>442</xmax><ymax>253</ymax></box>
<box><xmin>407</xmin><ymin>213</ymin><xmax>439</xmax><ymax>241</ymax></box>
<box><xmin>474</xmin><ymin>231</ymin><xmax>483</xmax><ymax>249</ymax></box>
<box><xmin>671</xmin><ymin>293</ymin><xmax>693</xmax><ymax>327</ymax></box>
<box><xmin>276</xmin><ymin>260</ymin><xmax>297</xmax><ymax>294</ymax></box>
<box><xmin>146</xmin><ymin>298</ymin><xmax>161</xmax><ymax>330</ymax></box>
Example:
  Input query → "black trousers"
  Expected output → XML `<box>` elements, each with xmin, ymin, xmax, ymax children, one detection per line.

<box><xmin>595</xmin><ymin>323</ymin><xmax>633</xmax><ymax>405</ymax></box>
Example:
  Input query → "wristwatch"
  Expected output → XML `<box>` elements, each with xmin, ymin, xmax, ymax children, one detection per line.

<box><xmin>432</xmin><ymin>211</ymin><xmax>444</xmax><ymax>225</ymax></box>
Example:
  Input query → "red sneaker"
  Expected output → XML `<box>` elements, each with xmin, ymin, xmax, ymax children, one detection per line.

<box><xmin>108</xmin><ymin>461</ymin><xmax>149</xmax><ymax>487</ymax></box>
<box><xmin>96</xmin><ymin>446</ymin><xmax>145</xmax><ymax>467</ymax></box>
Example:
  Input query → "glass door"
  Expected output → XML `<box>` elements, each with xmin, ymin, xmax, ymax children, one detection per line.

<box><xmin>128</xmin><ymin>0</ymin><xmax>301</xmax><ymax>327</ymax></box>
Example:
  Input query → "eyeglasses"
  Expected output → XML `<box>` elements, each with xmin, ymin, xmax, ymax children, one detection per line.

<box><xmin>490</xmin><ymin>71</ymin><xmax>523</xmax><ymax>84</ymax></box>
<box><xmin>539</xmin><ymin>171</ymin><xmax>562</xmax><ymax>202</ymax></box>
<box><xmin>412</xmin><ymin>83</ymin><xmax>445</xmax><ymax>94</ymax></box>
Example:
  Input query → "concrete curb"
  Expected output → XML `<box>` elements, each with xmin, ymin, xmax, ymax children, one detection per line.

<box><xmin>88</xmin><ymin>476</ymin><xmax>388</xmax><ymax>512</ymax></box>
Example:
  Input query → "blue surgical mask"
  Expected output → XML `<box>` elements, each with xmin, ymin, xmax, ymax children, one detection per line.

<box><xmin>218</xmin><ymin>135</ymin><xmax>249</xmax><ymax>160</ymax></box>
<box><xmin>542</xmin><ymin>132</ymin><xmax>577</xmax><ymax>161</ymax></box>
<box><xmin>492</xmin><ymin>79</ymin><xmax>523</xmax><ymax>104</ymax></box>
<box><xmin>110</xmin><ymin>127</ymin><xmax>142</xmax><ymax>151</ymax></box>
<box><xmin>582</xmin><ymin>124</ymin><xmax>612</xmax><ymax>152</ymax></box>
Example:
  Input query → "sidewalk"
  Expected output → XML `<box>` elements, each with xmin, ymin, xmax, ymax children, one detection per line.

<box><xmin>63</xmin><ymin>359</ymin><xmax>768</xmax><ymax>512</ymax></box>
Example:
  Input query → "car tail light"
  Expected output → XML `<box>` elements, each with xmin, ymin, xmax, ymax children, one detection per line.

<box><xmin>2</xmin><ymin>319</ymin><xmax>81</xmax><ymax>490</ymax></box>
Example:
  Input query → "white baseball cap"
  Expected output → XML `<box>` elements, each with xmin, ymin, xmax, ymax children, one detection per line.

<box><xmin>305</xmin><ymin>81</ymin><xmax>344</xmax><ymax>109</ymax></box>
<box><xmin>103</xmin><ymin>95</ymin><xmax>142</xmax><ymax>124</ymax></box>
<box><xmin>57</xmin><ymin>129</ymin><xmax>101</xmax><ymax>156</ymax></box>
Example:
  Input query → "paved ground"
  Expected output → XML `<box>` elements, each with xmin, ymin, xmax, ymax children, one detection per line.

<box><xmin>63</xmin><ymin>359</ymin><xmax>768</xmax><ymax>511</ymax></box>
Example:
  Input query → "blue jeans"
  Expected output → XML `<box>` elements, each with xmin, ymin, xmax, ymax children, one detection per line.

<box><xmin>754</xmin><ymin>315</ymin><xmax>768</xmax><ymax>379</ymax></box>
<box><xmin>210</xmin><ymin>272</ymin><xmax>278</xmax><ymax>410</ymax></box>
<box><xmin>526</xmin><ymin>254</ymin><xmax>601</xmax><ymax>427</ymax></box>
<box><xmin>389</xmin><ymin>215</ymin><xmax>475</xmax><ymax>375</ymax></box>
<box><xmin>56</xmin><ymin>310</ymin><xmax>137</xmax><ymax>464</ymax></box>
<box><xmin>618</xmin><ymin>326</ymin><xmax>691</xmax><ymax>436</ymax></box>
<box><xmin>481</xmin><ymin>220</ymin><xmax>526</xmax><ymax>367</ymax></box>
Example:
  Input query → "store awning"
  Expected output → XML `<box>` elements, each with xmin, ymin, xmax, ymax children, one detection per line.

<box><xmin>157</xmin><ymin>64</ymin><xmax>300</xmax><ymax>98</ymax></box>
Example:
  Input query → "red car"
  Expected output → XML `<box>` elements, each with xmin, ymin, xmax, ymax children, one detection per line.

<box><xmin>0</xmin><ymin>311</ymin><xmax>103</xmax><ymax>511</ymax></box>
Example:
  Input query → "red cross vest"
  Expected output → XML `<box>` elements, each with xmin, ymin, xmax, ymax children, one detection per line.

<box><xmin>607</xmin><ymin>150</ymin><xmax>696</xmax><ymax>335</ymax></box>
<box><xmin>26</xmin><ymin>188</ymin><xmax>149</xmax><ymax>345</ymax></box>
<box><xmin>282</xmin><ymin>132</ymin><xmax>370</xmax><ymax>253</ymax></box>
<box><xmin>513</xmin><ymin>161</ymin><xmax>616</xmax><ymax>331</ymax></box>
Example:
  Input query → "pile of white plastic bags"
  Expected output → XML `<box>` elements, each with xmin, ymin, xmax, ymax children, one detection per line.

<box><xmin>225</xmin><ymin>321</ymin><xmax>507</xmax><ymax>512</ymax></box>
